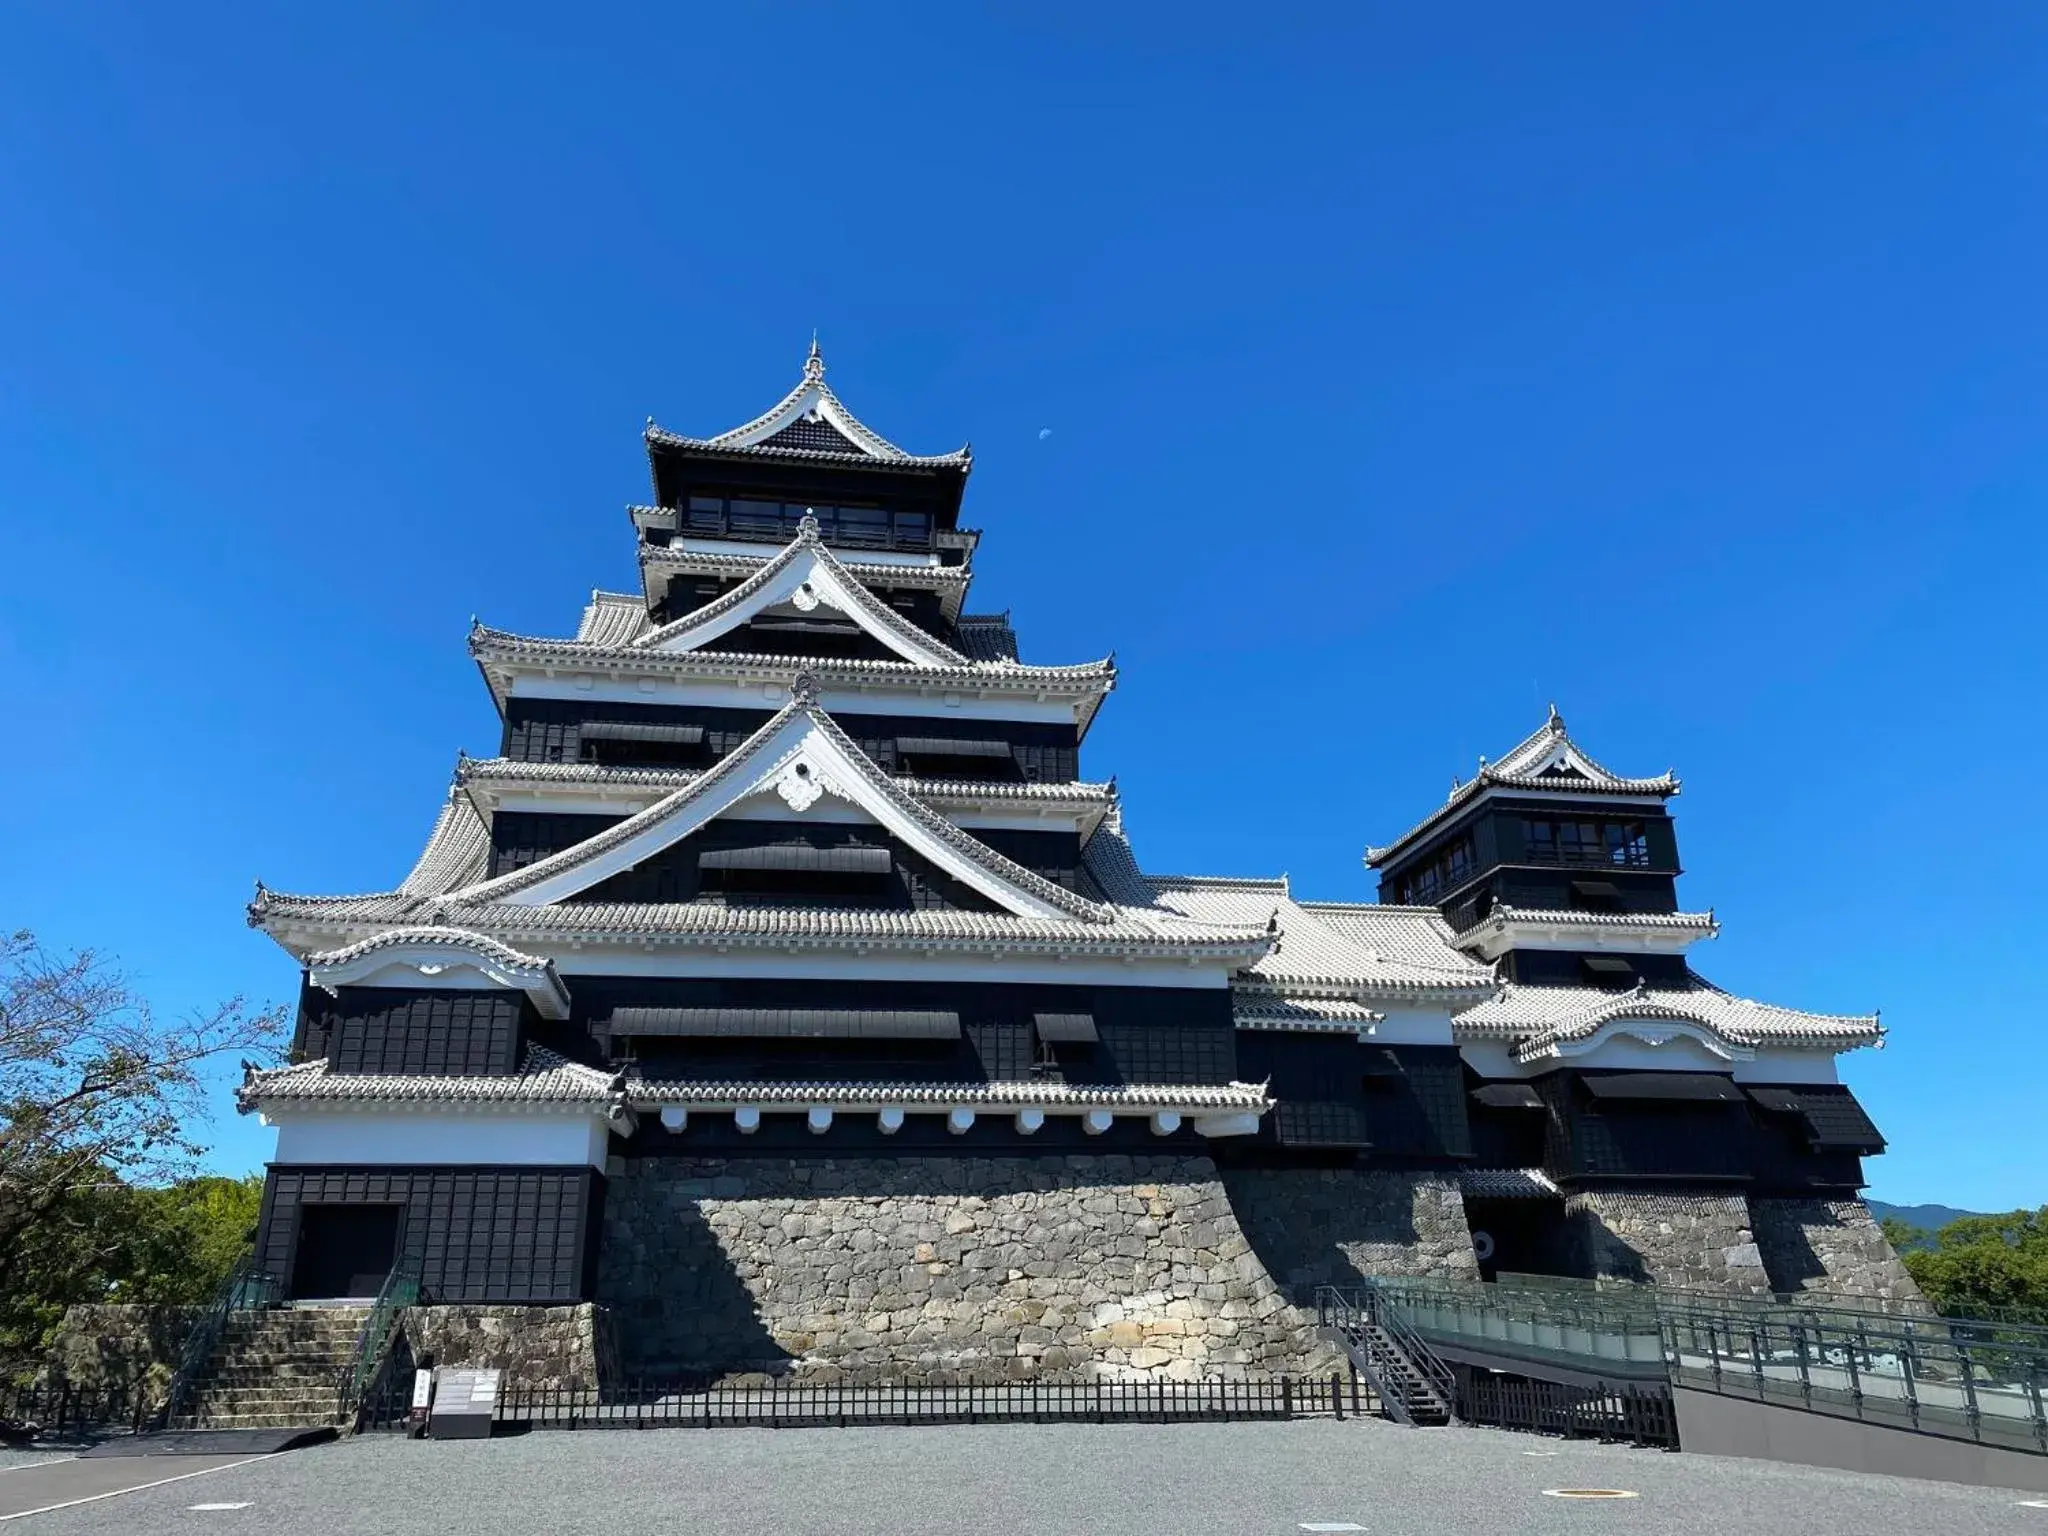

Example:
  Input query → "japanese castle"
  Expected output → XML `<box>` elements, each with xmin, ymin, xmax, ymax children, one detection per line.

<box><xmin>240</xmin><ymin>343</ymin><xmax>1903</xmax><ymax>1345</ymax></box>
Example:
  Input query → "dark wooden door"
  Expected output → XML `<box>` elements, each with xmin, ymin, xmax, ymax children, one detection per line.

<box><xmin>290</xmin><ymin>1204</ymin><xmax>402</xmax><ymax>1298</ymax></box>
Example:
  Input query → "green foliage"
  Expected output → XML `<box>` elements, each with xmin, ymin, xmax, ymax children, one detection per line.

<box><xmin>0</xmin><ymin>1180</ymin><xmax>126</xmax><ymax>1376</ymax></box>
<box><xmin>1898</xmin><ymin>1206</ymin><xmax>2048</xmax><ymax>1326</ymax></box>
<box><xmin>1</xmin><ymin>930</ymin><xmax>282</xmax><ymax>1375</ymax></box>
<box><xmin>0</xmin><ymin>1174</ymin><xmax>266</xmax><ymax>1376</ymax></box>
<box><xmin>119</xmin><ymin>1175</ymin><xmax>266</xmax><ymax>1306</ymax></box>
<box><xmin>1879</xmin><ymin>1215</ymin><xmax>1932</xmax><ymax>1253</ymax></box>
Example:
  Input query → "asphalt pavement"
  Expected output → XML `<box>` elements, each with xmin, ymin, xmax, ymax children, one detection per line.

<box><xmin>0</xmin><ymin>1453</ymin><xmax>267</xmax><ymax>1522</ymax></box>
<box><xmin>3</xmin><ymin>1419</ymin><xmax>2045</xmax><ymax>1534</ymax></box>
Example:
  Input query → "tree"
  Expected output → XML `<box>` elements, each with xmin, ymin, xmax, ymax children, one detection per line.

<box><xmin>1</xmin><ymin>1174</ymin><xmax>267</xmax><ymax>1382</ymax></box>
<box><xmin>1879</xmin><ymin>1215</ymin><xmax>1931</xmax><ymax>1253</ymax></box>
<box><xmin>1896</xmin><ymin>1208</ymin><xmax>2048</xmax><ymax>1326</ymax></box>
<box><xmin>120</xmin><ymin>1176</ymin><xmax>268</xmax><ymax>1305</ymax></box>
<box><xmin>0</xmin><ymin>930</ymin><xmax>284</xmax><ymax>1364</ymax></box>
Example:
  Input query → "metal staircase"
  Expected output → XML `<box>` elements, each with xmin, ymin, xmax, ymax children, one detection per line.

<box><xmin>1316</xmin><ymin>1286</ymin><xmax>1455</xmax><ymax>1426</ymax></box>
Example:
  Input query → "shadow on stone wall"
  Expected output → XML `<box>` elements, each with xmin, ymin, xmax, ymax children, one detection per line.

<box><xmin>1749</xmin><ymin>1197</ymin><xmax>1930</xmax><ymax>1309</ymax></box>
<box><xmin>601</xmin><ymin>1188</ymin><xmax>795</xmax><ymax>1380</ymax></box>
<box><xmin>1566</xmin><ymin>1204</ymin><xmax>1652</xmax><ymax>1285</ymax></box>
<box><xmin>597</xmin><ymin>1155</ymin><xmax>1331</xmax><ymax>1384</ymax></box>
<box><xmin>1564</xmin><ymin>1188</ymin><xmax>1772</xmax><ymax>1296</ymax></box>
<box><xmin>1753</xmin><ymin>1202</ymin><xmax>1831</xmax><ymax>1292</ymax></box>
<box><xmin>1220</xmin><ymin>1168</ymin><xmax>1478</xmax><ymax>1303</ymax></box>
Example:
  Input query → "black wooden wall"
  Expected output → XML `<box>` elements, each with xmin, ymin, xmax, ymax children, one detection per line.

<box><xmin>502</xmin><ymin>700</ymin><xmax>1080</xmax><ymax>783</ymax></box>
<box><xmin>256</xmin><ymin>1166</ymin><xmax>602</xmax><ymax>1304</ymax></box>
<box><xmin>293</xmin><ymin>986</ymin><xmax>527</xmax><ymax>1075</ymax></box>
<box><xmin>651</xmin><ymin>576</ymin><xmax>951</xmax><ymax>642</ymax></box>
<box><xmin>486</xmin><ymin>812</ymin><xmax>1093</xmax><ymax>905</ymax></box>
<box><xmin>626</xmin><ymin>1111</ymin><xmax>1225</xmax><ymax>1158</ymax></box>
<box><xmin>1501</xmin><ymin>952</ymin><xmax>1694</xmax><ymax>987</ymax></box>
<box><xmin>1376</xmin><ymin>797</ymin><xmax>1681</xmax><ymax>913</ymax></box>
<box><xmin>647</xmin><ymin>445</ymin><xmax>967</xmax><ymax>528</ymax></box>
<box><xmin>1463</xmin><ymin>1069</ymin><xmax>1875</xmax><ymax>1193</ymax></box>
<box><xmin>1533</xmin><ymin>1072</ymin><xmax>1760</xmax><ymax>1184</ymax></box>
<box><xmin>580</xmin><ymin>977</ymin><xmax>1237</xmax><ymax>1089</ymax></box>
<box><xmin>1230</xmin><ymin>1037</ymin><xmax>1473</xmax><ymax>1158</ymax></box>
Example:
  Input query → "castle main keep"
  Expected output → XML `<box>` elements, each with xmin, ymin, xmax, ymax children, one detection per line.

<box><xmin>239</xmin><ymin>345</ymin><xmax>1917</xmax><ymax>1381</ymax></box>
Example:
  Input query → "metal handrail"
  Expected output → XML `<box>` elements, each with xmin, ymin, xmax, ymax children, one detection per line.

<box><xmin>161</xmin><ymin>1256</ymin><xmax>282</xmax><ymax>1427</ymax></box>
<box><xmin>1359</xmin><ymin>1283</ymin><xmax>1458</xmax><ymax>1410</ymax></box>
<box><xmin>335</xmin><ymin>1261</ymin><xmax>421</xmax><ymax>1425</ymax></box>
<box><xmin>1389</xmin><ymin>1272</ymin><xmax>2048</xmax><ymax>1355</ymax></box>
<box><xmin>1316</xmin><ymin>1285</ymin><xmax>1456</xmax><ymax>1423</ymax></box>
<box><xmin>1361</xmin><ymin>1272</ymin><xmax>2048</xmax><ymax>1454</ymax></box>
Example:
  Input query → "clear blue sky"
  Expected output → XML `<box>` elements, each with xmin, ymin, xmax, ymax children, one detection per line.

<box><xmin>2</xmin><ymin>5</ymin><xmax>2042</xmax><ymax>1207</ymax></box>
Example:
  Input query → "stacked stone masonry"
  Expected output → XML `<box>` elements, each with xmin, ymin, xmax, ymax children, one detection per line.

<box><xmin>597</xmin><ymin>1154</ymin><xmax>1342</xmax><ymax>1383</ymax></box>
<box><xmin>1750</xmin><ymin>1197</ymin><xmax>1931</xmax><ymax>1311</ymax></box>
<box><xmin>1565</xmin><ymin>1188</ymin><xmax>1772</xmax><ymax>1295</ymax></box>
<box><xmin>40</xmin><ymin>1304</ymin><xmax>198</xmax><ymax>1397</ymax></box>
<box><xmin>401</xmin><ymin>1304</ymin><xmax>616</xmax><ymax>1391</ymax></box>
<box><xmin>1220</xmin><ymin>1168</ymin><xmax>1480</xmax><ymax>1298</ymax></box>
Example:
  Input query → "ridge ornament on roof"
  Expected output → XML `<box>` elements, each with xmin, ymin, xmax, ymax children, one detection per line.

<box><xmin>1368</xmin><ymin>706</ymin><xmax>1681</xmax><ymax>867</ymax></box>
<box><xmin>644</xmin><ymin>340</ymin><xmax>972</xmax><ymax>469</ymax></box>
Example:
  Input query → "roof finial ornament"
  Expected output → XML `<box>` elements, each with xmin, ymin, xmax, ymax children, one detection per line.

<box><xmin>804</xmin><ymin>332</ymin><xmax>825</xmax><ymax>381</ymax></box>
<box><xmin>797</xmin><ymin>508</ymin><xmax>820</xmax><ymax>540</ymax></box>
<box><xmin>1547</xmin><ymin>701</ymin><xmax>1565</xmax><ymax>733</ymax></box>
<box><xmin>789</xmin><ymin>670</ymin><xmax>821</xmax><ymax>706</ymax></box>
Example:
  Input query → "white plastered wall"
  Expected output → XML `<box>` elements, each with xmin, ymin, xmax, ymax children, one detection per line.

<box><xmin>267</xmin><ymin>1112</ymin><xmax>612</xmax><ymax>1168</ymax></box>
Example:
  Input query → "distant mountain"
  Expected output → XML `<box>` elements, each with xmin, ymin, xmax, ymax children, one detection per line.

<box><xmin>1867</xmin><ymin>1200</ymin><xmax>1986</xmax><ymax>1232</ymax></box>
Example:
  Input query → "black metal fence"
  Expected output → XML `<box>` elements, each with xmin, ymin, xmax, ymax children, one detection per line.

<box><xmin>1455</xmin><ymin>1369</ymin><xmax>1678</xmax><ymax>1448</ymax></box>
<box><xmin>360</xmin><ymin>1373</ymin><xmax>1377</xmax><ymax>1432</ymax></box>
<box><xmin>1</xmin><ymin>1380</ymin><xmax>160</xmax><ymax>1440</ymax></box>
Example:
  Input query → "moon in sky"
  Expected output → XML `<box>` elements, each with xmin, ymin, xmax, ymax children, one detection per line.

<box><xmin>1038</xmin><ymin>428</ymin><xmax>1053</xmax><ymax>440</ymax></box>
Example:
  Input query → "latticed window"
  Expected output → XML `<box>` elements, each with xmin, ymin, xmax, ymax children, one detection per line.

<box><xmin>1523</xmin><ymin>818</ymin><xmax>1650</xmax><ymax>867</ymax></box>
<box><xmin>675</xmin><ymin>495</ymin><xmax>934</xmax><ymax>551</ymax></box>
<box><xmin>1399</xmin><ymin>834</ymin><xmax>1476</xmax><ymax>903</ymax></box>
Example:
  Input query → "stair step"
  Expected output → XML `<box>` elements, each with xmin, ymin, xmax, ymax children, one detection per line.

<box><xmin>177</xmin><ymin>1306</ymin><xmax>386</xmax><ymax>1426</ymax></box>
<box><xmin>175</xmin><ymin>1415</ymin><xmax>342</xmax><ymax>1430</ymax></box>
<box><xmin>203</xmin><ymin>1370</ymin><xmax>348</xmax><ymax>1385</ymax></box>
<box><xmin>192</xmin><ymin>1393</ymin><xmax>339</xmax><ymax>1405</ymax></box>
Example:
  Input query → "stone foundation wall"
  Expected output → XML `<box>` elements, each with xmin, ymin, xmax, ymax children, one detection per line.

<box><xmin>597</xmin><ymin>1155</ymin><xmax>1340</xmax><ymax>1384</ymax></box>
<box><xmin>1221</xmin><ymin>1168</ymin><xmax>1478</xmax><ymax>1300</ymax></box>
<box><xmin>401</xmin><ymin>1304</ymin><xmax>616</xmax><ymax>1390</ymax></box>
<box><xmin>1564</xmin><ymin>1188</ymin><xmax>1771</xmax><ymax>1295</ymax></box>
<box><xmin>1750</xmin><ymin>1198</ymin><xmax>1930</xmax><ymax>1311</ymax></box>
<box><xmin>41</xmin><ymin>1304</ymin><xmax>199</xmax><ymax>1394</ymax></box>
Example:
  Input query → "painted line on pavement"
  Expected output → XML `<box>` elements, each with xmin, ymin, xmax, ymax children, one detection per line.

<box><xmin>1542</xmin><ymin>1489</ymin><xmax>1639</xmax><ymax>1500</ymax></box>
<box><xmin>0</xmin><ymin>1457</ymin><xmax>269</xmax><ymax>1522</ymax></box>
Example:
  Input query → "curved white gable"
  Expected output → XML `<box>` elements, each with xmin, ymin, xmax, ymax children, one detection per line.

<box><xmin>452</xmin><ymin>701</ymin><xmax>1103</xmax><ymax>923</ymax></box>
<box><xmin>308</xmin><ymin>929</ymin><xmax>572</xmax><ymax>1019</ymax></box>
<box><xmin>635</xmin><ymin>533</ymin><xmax>967</xmax><ymax>668</ymax></box>
<box><xmin>1526</xmin><ymin>1011</ymin><xmax>1755</xmax><ymax>1065</ymax></box>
